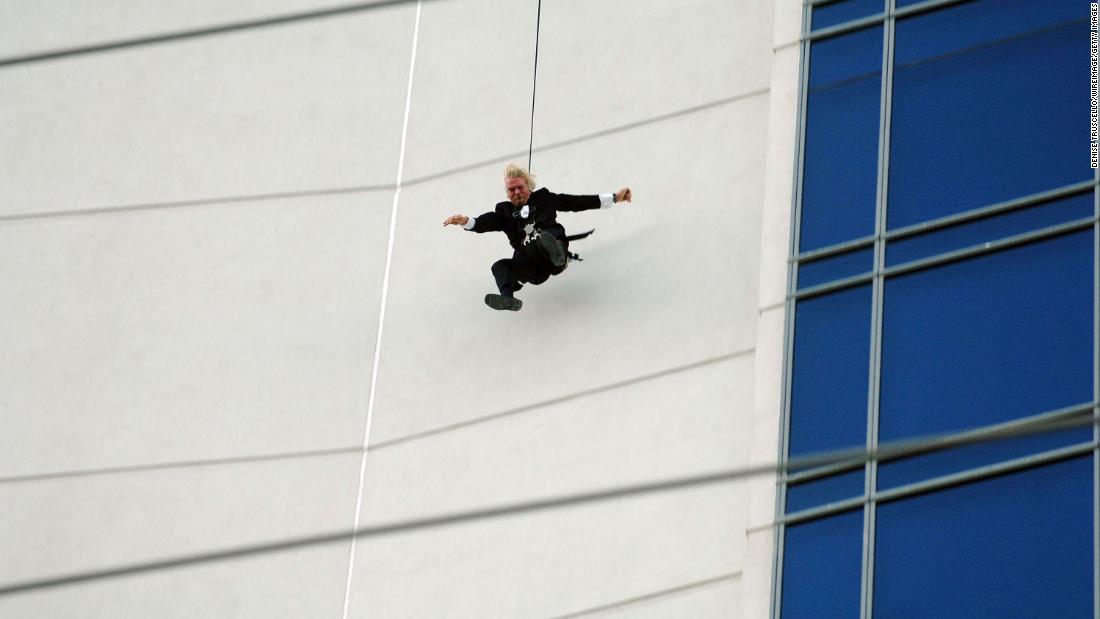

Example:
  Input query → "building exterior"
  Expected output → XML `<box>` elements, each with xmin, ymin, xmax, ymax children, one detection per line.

<box><xmin>0</xmin><ymin>0</ymin><xmax>1093</xmax><ymax>617</ymax></box>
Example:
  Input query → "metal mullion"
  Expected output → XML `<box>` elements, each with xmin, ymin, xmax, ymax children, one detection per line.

<box><xmin>792</xmin><ymin>235</ymin><xmax>876</xmax><ymax>263</ymax></box>
<box><xmin>885</xmin><ymin>180</ymin><xmax>1098</xmax><ymax>242</ymax></box>
<box><xmin>804</xmin><ymin>13</ymin><xmax>887</xmax><ymax>43</ymax></box>
<box><xmin>769</xmin><ymin>442</ymin><xmax>1096</xmax><ymax>529</ymax></box>
<box><xmin>787</xmin><ymin>218</ymin><xmax>1098</xmax><ymax>299</ymax></box>
<box><xmin>777</xmin><ymin>403</ymin><xmax>1093</xmax><ymax>479</ymax></box>
<box><xmin>882</xmin><ymin>217</ymin><xmax>1097</xmax><ymax>279</ymax></box>
<box><xmin>891</xmin><ymin>0</ymin><xmax>971</xmax><ymax>20</ymax></box>
<box><xmin>792</xmin><ymin>185</ymin><xmax>1097</xmax><ymax>286</ymax></box>
<box><xmin>875</xmin><ymin>442</ymin><xmax>1096</xmax><ymax>505</ymax></box>
<box><xmin>873</xmin><ymin>402</ymin><xmax>1096</xmax><ymax>464</ymax></box>
<box><xmin>803</xmin><ymin>0</ymin><xmax>980</xmax><ymax>45</ymax></box>
<box><xmin>862</xmin><ymin>4</ymin><xmax>892</xmax><ymax>616</ymax></box>
<box><xmin>783</xmin><ymin>498</ymin><xmax>867</xmax><ymax>527</ymax></box>
<box><xmin>772</xmin><ymin>4</ymin><xmax>813</xmax><ymax>616</ymax></box>
<box><xmin>781</xmin><ymin>402</ymin><xmax>1093</xmax><ymax>485</ymax></box>
<box><xmin>790</xmin><ymin>272</ymin><xmax>875</xmax><ymax>300</ymax></box>
<box><xmin>780</xmin><ymin>402</ymin><xmax>1093</xmax><ymax>487</ymax></box>
<box><xmin>782</xmin><ymin>457</ymin><xmax>866</xmax><ymax>484</ymax></box>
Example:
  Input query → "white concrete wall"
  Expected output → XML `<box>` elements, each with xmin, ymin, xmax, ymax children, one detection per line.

<box><xmin>0</xmin><ymin>1</ymin><xmax>799</xmax><ymax>616</ymax></box>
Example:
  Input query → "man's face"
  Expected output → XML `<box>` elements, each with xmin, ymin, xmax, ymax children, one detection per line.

<box><xmin>505</xmin><ymin>177</ymin><xmax>531</xmax><ymax>206</ymax></box>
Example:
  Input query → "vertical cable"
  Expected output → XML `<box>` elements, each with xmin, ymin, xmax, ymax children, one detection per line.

<box><xmin>527</xmin><ymin>0</ymin><xmax>542</xmax><ymax>171</ymax></box>
<box><xmin>341</xmin><ymin>2</ymin><xmax>421</xmax><ymax>617</ymax></box>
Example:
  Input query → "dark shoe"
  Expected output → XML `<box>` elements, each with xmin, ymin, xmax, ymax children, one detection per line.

<box><xmin>538</xmin><ymin>233</ymin><xmax>568</xmax><ymax>267</ymax></box>
<box><xmin>485</xmin><ymin>294</ymin><xmax>522</xmax><ymax>311</ymax></box>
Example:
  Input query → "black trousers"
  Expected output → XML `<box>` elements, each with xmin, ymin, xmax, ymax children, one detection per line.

<box><xmin>491</xmin><ymin>228</ymin><xmax>568</xmax><ymax>297</ymax></box>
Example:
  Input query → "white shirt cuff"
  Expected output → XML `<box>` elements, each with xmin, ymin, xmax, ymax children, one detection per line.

<box><xmin>463</xmin><ymin>217</ymin><xmax>477</xmax><ymax>230</ymax></box>
<box><xmin>599</xmin><ymin>193</ymin><xmax>615</xmax><ymax>209</ymax></box>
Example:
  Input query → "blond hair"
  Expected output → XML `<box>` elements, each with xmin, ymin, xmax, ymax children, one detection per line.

<box><xmin>504</xmin><ymin>164</ymin><xmax>537</xmax><ymax>190</ymax></box>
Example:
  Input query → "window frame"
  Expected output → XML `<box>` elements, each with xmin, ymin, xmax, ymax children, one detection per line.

<box><xmin>774</xmin><ymin>1</ymin><xmax>1100</xmax><ymax>617</ymax></box>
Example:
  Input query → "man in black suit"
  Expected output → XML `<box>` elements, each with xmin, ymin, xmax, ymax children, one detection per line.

<box><xmin>443</xmin><ymin>164</ymin><xmax>632</xmax><ymax>311</ymax></box>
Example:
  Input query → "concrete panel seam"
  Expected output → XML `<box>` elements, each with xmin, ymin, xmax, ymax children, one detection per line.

<box><xmin>0</xmin><ymin>92</ymin><xmax>767</xmax><ymax>223</ymax></box>
<box><xmin>759</xmin><ymin>301</ymin><xmax>785</xmax><ymax>314</ymax></box>
<box><xmin>547</xmin><ymin>572</ymin><xmax>743</xmax><ymax>619</ymax></box>
<box><xmin>0</xmin><ymin>353</ymin><xmax>750</xmax><ymax>484</ymax></box>
<box><xmin>6</xmin><ymin>415</ymin><xmax>1089</xmax><ymax>598</ymax></box>
<box><xmin>368</xmin><ymin>349</ymin><xmax>756</xmax><ymax>451</ymax></box>
<box><xmin>524</xmin><ymin>88</ymin><xmax>769</xmax><ymax>155</ymax></box>
<box><xmin>0</xmin><ymin>348</ymin><xmax>748</xmax><ymax>484</ymax></box>
<box><xmin>0</xmin><ymin>185</ymin><xmax>392</xmax><ymax>224</ymax></box>
<box><xmin>0</xmin><ymin>445</ymin><xmax>363</xmax><ymax>486</ymax></box>
<box><xmin>0</xmin><ymin>0</ymin><xmax>437</xmax><ymax>69</ymax></box>
<box><xmin>0</xmin><ymin>472</ymin><xmax>749</xmax><ymax>598</ymax></box>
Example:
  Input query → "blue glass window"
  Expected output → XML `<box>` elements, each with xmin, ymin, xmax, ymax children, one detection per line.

<box><xmin>811</xmin><ymin>0</ymin><xmax>885</xmax><ymax>31</ymax></box>
<box><xmin>785</xmin><ymin>468</ymin><xmax>865</xmax><ymax>514</ymax></box>
<box><xmin>878</xmin><ymin>231</ymin><xmax>1094</xmax><ymax>487</ymax></box>
<box><xmin>797</xmin><ymin>246</ymin><xmax>874</xmax><ymax>289</ymax></box>
<box><xmin>800</xmin><ymin>26</ymin><xmax>883</xmax><ymax>251</ymax></box>
<box><xmin>874</xmin><ymin>456</ymin><xmax>1093</xmax><ymax>618</ymax></box>
<box><xmin>781</xmin><ymin>509</ymin><xmax>864</xmax><ymax>618</ymax></box>
<box><xmin>789</xmin><ymin>285</ymin><xmax>872</xmax><ymax>459</ymax></box>
<box><xmin>888</xmin><ymin>0</ymin><xmax>1091</xmax><ymax>228</ymax></box>
<box><xmin>886</xmin><ymin>191</ymin><xmax>1095</xmax><ymax>267</ymax></box>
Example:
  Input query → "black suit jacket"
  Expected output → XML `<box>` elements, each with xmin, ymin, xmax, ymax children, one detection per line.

<box><xmin>468</xmin><ymin>188</ymin><xmax>601</xmax><ymax>254</ymax></box>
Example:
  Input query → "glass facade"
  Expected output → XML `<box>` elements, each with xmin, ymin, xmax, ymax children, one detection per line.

<box><xmin>778</xmin><ymin>0</ymin><xmax>1098</xmax><ymax>616</ymax></box>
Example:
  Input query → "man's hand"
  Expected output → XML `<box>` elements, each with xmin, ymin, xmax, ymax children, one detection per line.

<box><xmin>443</xmin><ymin>214</ymin><xmax>470</xmax><ymax>227</ymax></box>
<box><xmin>614</xmin><ymin>188</ymin><xmax>632</xmax><ymax>203</ymax></box>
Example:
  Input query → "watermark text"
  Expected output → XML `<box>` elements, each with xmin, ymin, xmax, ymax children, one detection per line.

<box><xmin>1091</xmin><ymin>3</ymin><xmax>1097</xmax><ymax>167</ymax></box>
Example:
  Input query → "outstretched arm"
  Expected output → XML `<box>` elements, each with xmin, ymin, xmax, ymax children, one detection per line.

<box><xmin>554</xmin><ymin>187</ymin><xmax>633</xmax><ymax>212</ymax></box>
<box><xmin>443</xmin><ymin>211</ymin><xmax>503</xmax><ymax>232</ymax></box>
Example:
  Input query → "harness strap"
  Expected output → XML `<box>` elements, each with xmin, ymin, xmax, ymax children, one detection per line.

<box><xmin>565</xmin><ymin>228</ymin><xmax>595</xmax><ymax>242</ymax></box>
